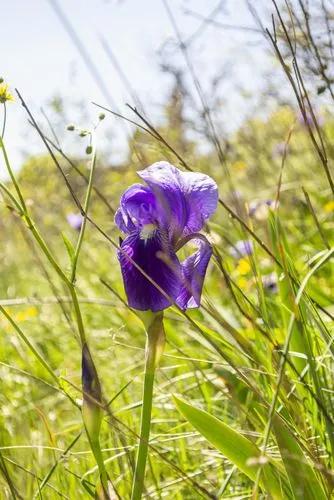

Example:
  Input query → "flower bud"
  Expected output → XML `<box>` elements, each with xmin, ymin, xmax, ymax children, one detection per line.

<box><xmin>82</xmin><ymin>344</ymin><xmax>113</xmax><ymax>498</ymax></box>
<box><xmin>86</xmin><ymin>145</ymin><xmax>93</xmax><ymax>155</ymax></box>
<box><xmin>99</xmin><ymin>113</ymin><xmax>105</xmax><ymax>121</ymax></box>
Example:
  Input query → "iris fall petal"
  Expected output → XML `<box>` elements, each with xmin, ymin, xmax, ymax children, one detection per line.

<box><xmin>118</xmin><ymin>229</ymin><xmax>182</xmax><ymax>311</ymax></box>
<box><xmin>177</xmin><ymin>236</ymin><xmax>213</xmax><ymax>309</ymax></box>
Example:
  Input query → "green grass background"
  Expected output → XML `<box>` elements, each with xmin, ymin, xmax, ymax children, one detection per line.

<box><xmin>0</xmin><ymin>92</ymin><xmax>333</xmax><ymax>499</ymax></box>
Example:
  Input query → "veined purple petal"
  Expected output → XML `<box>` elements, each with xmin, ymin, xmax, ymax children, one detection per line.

<box><xmin>180</xmin><ymin>170</ymin><xmax>218</xmax><ymax>235</ymax></box>
<box><xmin>115</xmin><ymin>208</ymin><xmax>135</xmax><ymax>234</ymax></box>
<box><xmin>118</xmin><ymin>228</ymin><xmax>182</xmax><ymax>311</ymax></box>
<box><xmin>138</xmin><ymin>162</ymin><xmax>186</xmax><ymax>239</ymax></box>
<box><xmin>177</xmin><ymin>236</ymin><xmax>213</xmax><ymax>309</ymax></box>
<box><xmin>138</xmin><ymin>162</ymin><xmax>218</xmax><ymax>240</ymax></box>
<box><xmin>115</xmin><ymin>184</ymin><xmax>156</xmax><ymax>233</ymax></box>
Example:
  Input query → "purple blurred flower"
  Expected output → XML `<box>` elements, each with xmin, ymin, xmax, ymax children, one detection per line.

<box><xmin>297</xmin><ymin>110</ymin><xmax>324</xmax><ymax>128</ymax></box>
<box><xmin>262</xmin><ymin>273</ymin><xmax>278</xmax><ymax>293</ymax></box>
<box><xmin>115</xmin><ymin>162</ymin><xmax>218</xmax><ymax>311</ymax></box>
<box><xmin>249</xmin><ymin>199</ymin><xmax>276</xmax><ymax>219</ymax></box>
<box><xmin>67</xmin><ymin>213</ymin><xmax>83</xmax><ymax>231</ymax></box>
<box><xmin>248</xmin><ymin>201</ymin><xmax>260</xmax><ymax>217</ymax></box>
<box><xmin>229</xmin><ymin>240</ymin><xmax>253</xmax><ymax>258</ymax></box>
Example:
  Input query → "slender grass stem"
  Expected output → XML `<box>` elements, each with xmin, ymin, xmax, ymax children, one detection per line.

<box><xmin>71</xmin><ymin>135</ymin><xmax>96</xmax><ymax>283</ymax></box>
<box><xmin>69</xmin><ymin>285</ymin><xmax>86</xmax><ymax>345</ymax></box>
<box><xmin>1</xmin><ymin>102</ymin><xmax>7</xmax><ymax>139</ymax></box>
<box><xmin>27</xmin><ymin>219</ymin><xmax>70</xmax><ymax>284</ymax></box>
<box><xmin>131</xmin><ymin>313</ymin><xmax>165</xmax><ymax>500</ymax></box>
<box><xmin>0</xmin><ymin>182</ymin><xmax>24</xmax><ymax>213</ymax></box>
<box><xmin>0</xmin><ymin>135</ymin><xmax>26</xmax><ymax>212</ymax></box>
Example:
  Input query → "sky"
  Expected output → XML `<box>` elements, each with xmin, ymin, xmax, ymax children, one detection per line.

<box><xmin>2</xmin><ymin>0</ymin><xmax>270</xmax><ymax>169</ymax></box>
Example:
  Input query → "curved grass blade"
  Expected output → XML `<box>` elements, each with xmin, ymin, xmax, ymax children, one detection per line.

<box><xmin>272</xmin><ymin>416</ymin><xmax>328</xmax><ymax>500</ymax></box>
<box><xmin>173</xmin><ymin>395</ymin><xmax>289</xmax><ymax>499</ymax></box>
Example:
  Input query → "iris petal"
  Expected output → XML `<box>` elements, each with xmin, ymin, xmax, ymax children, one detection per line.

<box><xmin>176</xmin><ymin>236</ymin><xmax>213</xmax><ymax>309</ymax></box>
<box><xmin>138</xmin><ymin>162</ymin><xmax>218</xmax><ymax>239</ymax></box>
<box><xmin>114</xmin><ymin>184</ymin><xmax>156</xmax><ymax>233</ymax></box>
<box><xmin>179</xmin><ymin>171</ymin><xmax>218</xmax><ymax>236</ymax></box>
<box><xmin>118</xmin><ymin>229</ymin><xmax>182</xmax><ymax>311</ymax></box>
<box><xmin>114</xmin><ymin>207</ymin><xmax>136</xmax><ymax>234</ymax></box>
<box><xmin>138</xmin><ymin>162</ymin><xmax>186</xmax><ymax>239</ymax></box>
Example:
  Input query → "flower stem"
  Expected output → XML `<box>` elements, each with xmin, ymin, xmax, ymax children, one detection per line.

<box><xmin>131</xmin><ymin>313</ymin><xmax>165</xmax><ymax>500</ymax></box>
<box><xmin>88</xmin><ymin>435</ymin><xmax>109</xmax><ymax>498</ymax></box>
<box><xmin>82</xmin><ymin>342</ymin><xmax>110</xmax><ymax>498</ymax></box>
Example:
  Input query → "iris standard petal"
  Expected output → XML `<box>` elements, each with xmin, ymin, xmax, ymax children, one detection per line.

<box><xmin>118</xmin><ymin>229</ymin><xmax>182</xmax><ymax>311</ymax></box>
<box><xmin>138</xmin><ymin>162</ymin><xmax>218</xmax><ymax>239</ymax></box>
<box><xmin>138</xmin><ymin>162</ymin><xmax>187</xmax><ymax>239</ymax></box>
<box><xmin>176</xmin><ymin>236</ymin><xmax>213</xmax><ymax>309</ymax></box>
<box><xmin>179</xmin><ymin>170</ymin><xmax>218</xmax><ymax>236</ymax></box>
<box><xmin>115</xmin><ymin>184</ymin><xmax>156</xmax><ymax>233</ymax></box>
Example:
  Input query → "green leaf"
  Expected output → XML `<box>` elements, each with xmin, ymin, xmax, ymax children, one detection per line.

<box><xmin>62</xmin><ymin>232</ymin><xmax>75</xmax><ymax>266</ymax></box>
<box><xmin>272</xmin><ymin>416</ymin><xmax>328</xmax><ymax>500</ymax></box>
<box><xmin>173</xmin><ymin>396</ymin><xmax>289</xmax><ymax>499</ymax></box>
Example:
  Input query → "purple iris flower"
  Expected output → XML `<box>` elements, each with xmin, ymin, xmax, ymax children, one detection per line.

<box><xmin>67</xmin><ymin>213</ymin><xmax>83</xmax><ymax>231</ymax></box>
<box><xmin>115</xmin><ymin>162</ymin><xmax>218</xmax><ymax>312</ymax></box>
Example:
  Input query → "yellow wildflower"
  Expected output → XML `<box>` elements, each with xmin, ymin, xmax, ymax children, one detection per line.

<box><xmin>0</xmin><ymin>83</ymin><xmax>14</xmax><ymax>104</ymax></box>
<box><xmin>236</xmin><ymin>258</ymin><xmax>251</xmax><ymax>275</ymax></box>
<box><xmin>324</xmin><ymin>200</ymin><xmax>334</xmax><ymax>213</ymax></box>
<box><xmin>236</xmin><ymin>277</ymin><xmax>248</xmax><ymax>289</ymax></box>
<box><xmin>15</xmin><ymin>307</ymin><xmax>38</xmax><ymax>323</ymax></box>
<box><xmin>232</xmin><ymin>160</ymin><xmax>247</xmax><ymax>171</ymax></box>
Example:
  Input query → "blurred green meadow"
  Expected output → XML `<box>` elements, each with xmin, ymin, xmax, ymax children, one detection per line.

<box><xmin>1</xmin><ymin>1</ymin><xmax>334</xmax><ymax>499</ymax></box>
